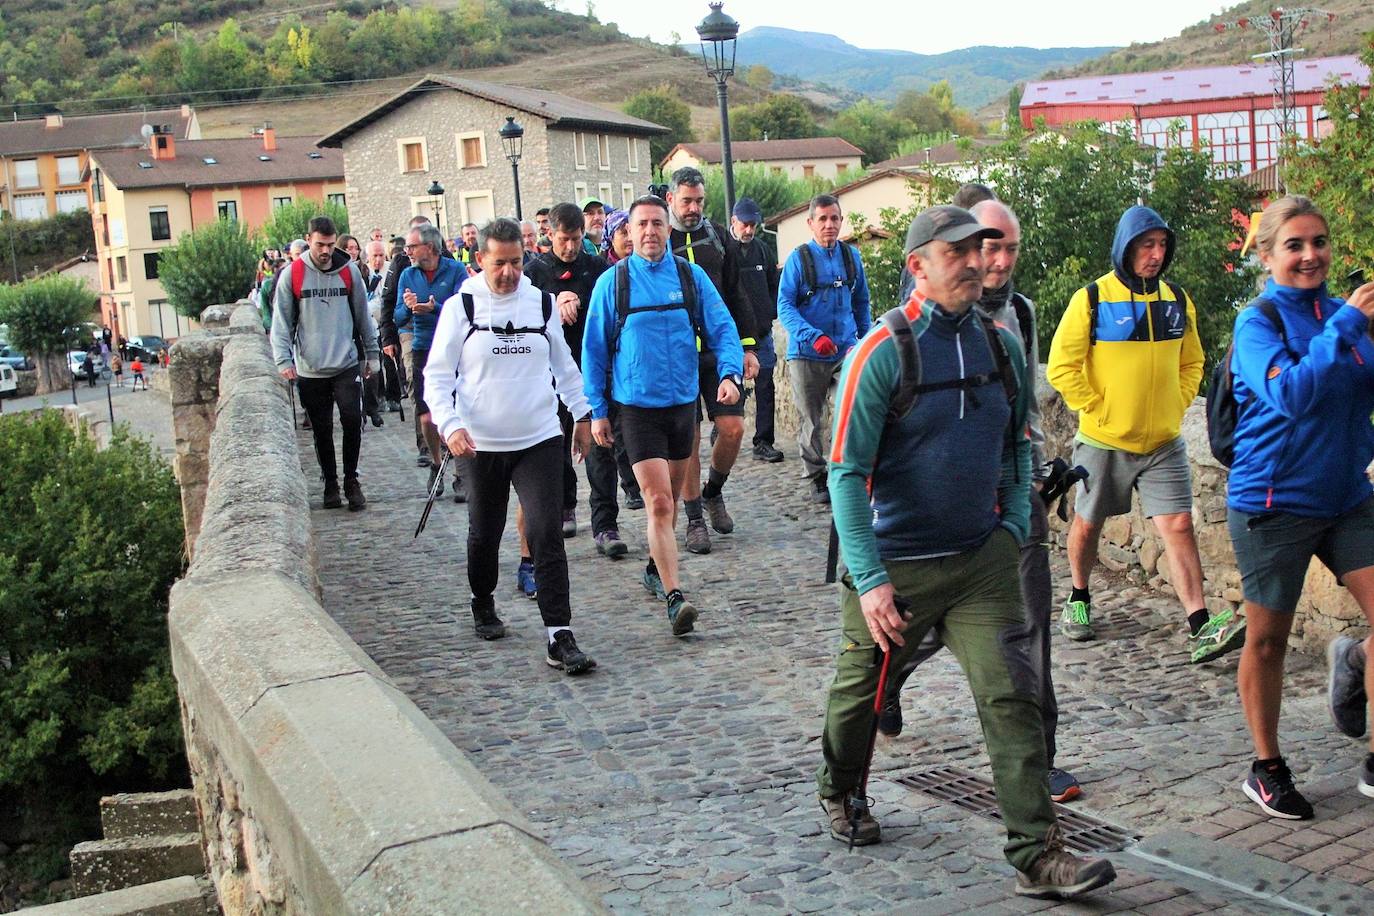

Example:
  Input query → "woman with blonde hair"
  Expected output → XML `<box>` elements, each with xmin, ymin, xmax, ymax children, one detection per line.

<box><xmin>1227</xmin><ymin>195</ymin><xmax>1374</xmax><ymax>820</ymax></box>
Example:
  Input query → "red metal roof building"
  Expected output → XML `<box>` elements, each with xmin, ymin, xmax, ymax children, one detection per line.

<box><xmin>1019</xmin><ymin>55</ymin><xmax>1369</xmax><ymax>174</ymax></box>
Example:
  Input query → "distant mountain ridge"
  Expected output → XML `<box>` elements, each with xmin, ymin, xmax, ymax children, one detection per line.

<box><xmin>732</xmin><ymin>27</ymin><xmax>1117</xmax><ymax>108</ymax></box>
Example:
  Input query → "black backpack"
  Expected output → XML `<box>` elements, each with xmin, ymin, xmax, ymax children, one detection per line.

<box><xmin>1087</xmin><ymin>279</ymin><xmax>1187</xmax><ymax>345</ymax></box>
<box><xmin>460</xmin><ymin>290</ymin><xmax>554</xmax><ymax>344</ymax></box>
<box><xmin>878</xmin><ymin>305</ymin><xmax>1018</xmax><ymax>424</ymax></box>
<box><xmin>611</xmin><ymin>255</ymin><xmax>705</xmax><ymax>353</ymax></box>
<box><xmin>798</xmin><ymin>242</ymin><xmax>857</xmax><ymax>302</ymax></box>
<box><xmin>1205</xmin><ymin>298</ymin><xmax>1293</xmax><ymax>468</ymax></box>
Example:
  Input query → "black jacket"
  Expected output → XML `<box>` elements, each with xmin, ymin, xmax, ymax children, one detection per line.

<box><xmin>524</xmin><ymin>250</ymin><xmax>609</xmax><ymax>366</ymax></box>
<box><xmin>669</xmin><ymin>219</ymin><xmax>760</xmax><ymax>349</ymax></box>
<box><xmin>732</xmin><ymin>235</ymin><xmax>780</xmax><ymax>329</ymax></box>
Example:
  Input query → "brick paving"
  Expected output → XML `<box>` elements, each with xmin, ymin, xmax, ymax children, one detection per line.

<box><xmin>303</xmin><ymin>409</ymin><xmax>1374</xmax><ymax>914</ymax></box>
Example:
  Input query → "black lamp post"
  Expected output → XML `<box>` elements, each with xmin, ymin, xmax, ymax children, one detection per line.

<box><xmin>425</xmin><ymin>179</ymin><xmax>445</xmax><ymax>238</ymax></box>
<box><xmin>697</xmin><ymin>2</ymin><xmax>740</xmax><ymax>217</ymax></box>
<box><xmin>499</xmin><ymin>116</ymin><xmax>525</xmax><ymax>220</ymax></box>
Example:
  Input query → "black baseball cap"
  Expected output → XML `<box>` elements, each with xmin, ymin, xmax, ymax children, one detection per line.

<box><xmin>904</xmin><ymin>205</ymin><xmax>1003</xmax><ymax>254</ymax></box>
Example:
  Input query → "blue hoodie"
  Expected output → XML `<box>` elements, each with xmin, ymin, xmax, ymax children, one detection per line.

<box><xmin>776</xmin><ymin>240</ymin><xmax>871</xmax><ymax>361</ymax></box>
<box><xmin>1228</xmin><ymin>278</ymin><xmax>1374</xmax><ymax>517</ymax></box>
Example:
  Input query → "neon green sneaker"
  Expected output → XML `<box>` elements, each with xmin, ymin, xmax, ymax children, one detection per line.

<box><xmin>1060</xmin><ymin>599</ymin><xmax>1094</xmax><ymax>641</ymax></box>
<box><xmin>1189</xmin><ymin>608</ymin><xmax>1247</xmax><ymax>664</ymax></box>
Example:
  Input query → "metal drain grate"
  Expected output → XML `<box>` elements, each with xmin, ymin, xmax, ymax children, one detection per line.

<box><xmin>894</xmin><ymin>765</ymin><xmax>1140</xmax><ymax>853</ymax></box>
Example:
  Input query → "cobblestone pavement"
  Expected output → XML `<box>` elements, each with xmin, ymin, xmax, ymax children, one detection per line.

<box><xmin>307</xmin><ymin>409</ymin><xmax>1374</xmax><ymax>914</ymax></box>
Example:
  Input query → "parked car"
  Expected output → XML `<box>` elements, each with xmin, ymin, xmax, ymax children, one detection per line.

<box><xmin>125</xmin><ymin>336</ymin><xmax>168</xmax><ymax>362</ymax></box>
<box><xmin>68</xmin><ymin>350</ymin><xmax>105</xmax><ymax>380</ymax></box>
<box><xmin>0</xmin><ymin>343</ymin><xmax>33</xmax><ymax>371</ymax></box>
<box><xmin>0</xmin><ymin>363</ymin><xmax>17</xmax><ymax>397</ymax></box>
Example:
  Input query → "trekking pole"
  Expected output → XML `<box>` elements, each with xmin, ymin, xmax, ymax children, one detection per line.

<box><xmin>288</xmin><ymin>379</ymin><xmax>298</xmax><ymax>430</ymax></box>
<box><xmin>414</xmin><ymin>450</ymin><xmax>451</xmax><ymax>538</ymax></box>
<box><xmin>824</xmin><ymin>520</ymin><xmax>840</xmax><ymax>584</ymax></box>
<box><xmin>849</xmin><ymin>639</ymin><xmax>896</xmax><ymax>851</ymax></box>
<box><xmin>390</xmin><ymin>351</ymin><xmax>407</xmax><ymax>423</ymax></box>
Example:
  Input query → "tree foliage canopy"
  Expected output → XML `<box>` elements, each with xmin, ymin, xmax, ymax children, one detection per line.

<box><xmin>623</xmin><ymin>87</ymin><xmax>695</xmax><ymax>170</ymax></box>
<box><xmin>731</xmin><ymin>94</ymin><xmax>818</xmax><ymax>141</ymax></box>
<box><xmin>257</xmin><ymin>198</ymin><xmax>350</xmax><ymax>252</ymax></box>
<box><xmin>157</xmin><ymin>218</ymin><xmax>259</xmax><ymax>319</ymax></box>
<box><xmin>0</xmin><ymin>274</ymin><xmax>98</xmax><ymax>357</ymax></box>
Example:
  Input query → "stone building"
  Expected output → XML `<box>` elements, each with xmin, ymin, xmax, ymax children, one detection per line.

<box><xmin>317</xmin><ymin>75</ymin><xmax>668</xmax><ymax>239</ymax></box>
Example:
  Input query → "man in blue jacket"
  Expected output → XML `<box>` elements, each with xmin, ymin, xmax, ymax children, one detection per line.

<box><xmin>777</xmin><ymin>194</ymin><xmax>872</xmax><ymax>503</ymax></box>
<box><xmin>396</xmin><ymin>223</ymin><xmax>466</xmax><ymax>494</ymax></box>
<box><xmin>582</xmin><ymin>195</ymin><xmax>745</xmax><ymax>638</ymax></box>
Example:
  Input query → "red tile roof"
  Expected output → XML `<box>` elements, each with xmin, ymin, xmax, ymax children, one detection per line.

<box><xmin>92</xmin><ymin>136</ymin><xmax>342</xmax><ymax>190</ymax></box>
<box><xmin>0</xmin><ymin>108</ymin><xmax>195</xmax><ymax>157</ymax></box>
<box><xmin>667</xmin><ymin>137</ymin><xmax>864</xmax><ymax>167</ymax></box>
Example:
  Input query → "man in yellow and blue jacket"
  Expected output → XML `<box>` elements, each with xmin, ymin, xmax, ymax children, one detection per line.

<box><xmin>1047</xmin><ymin>205</ymin><xmax>1244</xmax><ymax>663</ymax></box>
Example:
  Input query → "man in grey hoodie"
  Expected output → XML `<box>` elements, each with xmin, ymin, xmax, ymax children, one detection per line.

<box><xmin>271</xmin><ymin>216</ymin><xmax>379</xmax><ymax>511</ymax></box>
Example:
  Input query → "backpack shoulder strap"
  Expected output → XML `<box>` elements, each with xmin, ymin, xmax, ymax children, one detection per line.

<box><xmin>1251</xmin><ymin>297</ymin><xmax>1293</xmax><ymax>355</ymax></box>
<box><xmin>839</xmin><ymin>243</ymin><xmax>857</xmax><ymax>290</ymax></box>
<box><xmin>1010</xmin><ymin>292</ymin><xmax>1036</xmax><ymax>364</ymax></box>
<box><xmin>541</xmin><ymin>290</ymin><xmax>554</xmax><ymax>329</ymax></box>
<box><xmin>1086</xmin><ymin>281</ymin><xmax>1099</xmax><ymax>346</ymax></box>
<box><xmin>290</xmin><ymin>258</ymin><xmax>306</xmax><ymax>301</ymax></box>
<box><xmin>879</xmin><ymin>307</ymin><xmax>921</xmax><ymax>422</ymax></box>
<box><xmin>461</xmin><ymin>292</ymin><xmax>478</xmax><ymax>342</ymax></box>
<box><xmin>977</xmin><ymin>312</ymin><xmax>1019</xmax><ymax>407</ymax></box>
<box><xmin>341</xmin><ymin>261</ymin><xmax>354</xmax><ymax>294</ymax></box>
<box><xmin>674</xmin><ymin>256</ymin><xmax>705</xmax><ymax>344</ymax></box>
<box><xmin>798</xmin><ymin>244</ymin><xmax>817</xmax><ymax>299</ymax></box>
<box><xmin>702</xmin><ymin>220</ymin><xmax>726</xmax><ymax>257</ymax></box>
<box><xmin>612</xmin><ymin>259</ymin><xmax>632</xmax><ymax>352</ymax></box>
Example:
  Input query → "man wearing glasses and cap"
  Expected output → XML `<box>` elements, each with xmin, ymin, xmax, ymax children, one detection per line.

<box><xmin>814</xmin><ymin>205</ymin><xmax>1115</xmax><ymax>902</ymax></box>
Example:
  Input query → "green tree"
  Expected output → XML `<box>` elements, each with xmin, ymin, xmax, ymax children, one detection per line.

<box><xmin>830</xmin><ymin>99</ymin><xmax>905</xmax><ymax>165</ymax></box>
<box><xmin>743</xmin><ymin>64</ymin><xmax>774</xmax><ymax>92</ymax></box>
<box><xmin>892</xmin><ymin>89</ymin><xmax>952</xmax><ymax>135</ymax></box>
<box><xmin>257</xmin><ymin>197</ymin><xmax>350</xmax><ymax>251</ymax></box>
<box><xmin>1006</xmin><ymin>84</ymin><xmax>1024</xmax><ymax>134</ymax></box>
<box><xmin>0</xmin><ymin>274</ymin><xmax>97</xmax><ymax>394</ymax></box>
<box><xmin>698</xmin><ymin>162</ymin><xmax>819</xmax><ymax>228</ymax></box>
<box><xmin>624</xmin><ymin>87</ymin><xmax>695</xmax><ymax>169</ymax></box>
<box><xmin>1285</xmin><ymin>34</ymin><xmax>1374</xmax><ymax>276</ymax></box>
<box><xmin>157</xmin><ymin>218</ymin><xmax>258</xmax><ymax>320</ymax></box>
<box><xmin>731</xmin><ymin>93</ymin><xmax>817</xmax><ymax>141</ymax></box>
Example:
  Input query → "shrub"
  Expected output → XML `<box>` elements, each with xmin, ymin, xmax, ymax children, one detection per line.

<box><xmin>157</xmin><ymin>217</ymin><xmax>259</xmax><ymax>319</ymax></box>
<box><xmin>0</xmin><ymin>210</ymin><xmax>97</xmax><ymax>280</ymax></box>
<box><xmin>0</xmin><ymin>274</ymin><xmax>99</xmax><ymax>394</ymax></box>
<box><xmin>256</xmin><ymin>198</ymin><xmax>350</xmax><ymax>252</ymax></box>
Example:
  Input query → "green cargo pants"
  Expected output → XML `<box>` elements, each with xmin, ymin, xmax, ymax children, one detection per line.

<box><xmin>815</xmin><ymin>528</ymin><xmax>1056</xmax><ymax>872</ymax></box>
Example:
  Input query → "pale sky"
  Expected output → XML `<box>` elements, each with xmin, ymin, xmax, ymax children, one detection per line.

<box><xmin>572</xmin><ymin>0</ymin><xmax>1235</xmax><ymax>55</ymax></box>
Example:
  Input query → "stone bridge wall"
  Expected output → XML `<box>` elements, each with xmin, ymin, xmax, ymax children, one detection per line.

<box><xmin>167</xmin><ymin>303</ymin><xmax>603</xmax><ymax>915</ymax></box>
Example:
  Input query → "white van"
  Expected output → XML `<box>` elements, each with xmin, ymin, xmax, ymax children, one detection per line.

<box><xmin>0</xmin><ymin>363</ymin><xmax>16</xmax><ymax>397</ymax></box>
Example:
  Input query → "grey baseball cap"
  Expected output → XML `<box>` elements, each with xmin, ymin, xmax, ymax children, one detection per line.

<box><xmin>904</xmin><ymin>205</ymin><xmax>1003</xmax><ymax>254</ymax></box>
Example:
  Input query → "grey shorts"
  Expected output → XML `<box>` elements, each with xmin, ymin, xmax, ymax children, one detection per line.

<box><xmin>1227</xmin><ymin>495</ymin><xmax>1374</xmax><ymax>614</ymax></box>
<box><xmin>1073</xmin><ymin>437</ymin><xmax>1192</xmax><ymax>522</ymax></box>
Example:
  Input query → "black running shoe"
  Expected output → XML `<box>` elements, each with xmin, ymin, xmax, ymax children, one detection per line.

<box><xmin>1243</xmin><ymin>758</ymin><xmax>1314</xmax><ymax>820</ymax></box>
<box><xmin>876</xmin><ymin>693</ymin><xmax>902</xmax><ymax>738</ymax></box>
<box><xmin>471</xmin><ymin>597</ymin><xmax>506</xmax><ymax>641</ymax></box>
<box><xmin>322</xmin><ymin>481</ymin><xmax>342</xmax><ymax>509</ymax></box>
<box><xmin>1360</xmin><ymin>757</ymin><xmax>1374</xmax><ymax>799</ymax></box>
<box><xmin>546</xmin><ymin>630</ymin><xmax>596</xmax><ymax>675</ymax></box>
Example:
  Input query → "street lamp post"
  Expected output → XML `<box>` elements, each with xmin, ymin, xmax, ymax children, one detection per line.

<box><xmin>425</xmin><ymin>180</ymin><xmax>445</xmax><ymax>238</ymax></box>
<box><xmin>697</xmin><ymin>2</ymin><xmax>740</xmax><ymax>218</ymax></box>
<box><xmin>499</xmin><ymin>116</ymin><xmax>525</xmax><ymax>221</ymax></box>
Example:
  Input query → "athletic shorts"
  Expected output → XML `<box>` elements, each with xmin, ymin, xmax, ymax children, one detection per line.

<box><xmin>411</xmin><ymin>347</ymin><xmax>430</xmax><ymax>416</ymax></box>
<box><xmin>696</xmin><ymin>350</ymin><xmax>746</xmax><ymax>421</ymax></box>
<box><xmin>1072</xmin><ymin>437</ymin><xmax>1192</xmax><ymax>522</ymax></box>
<box><xmin>619</xmin><ymin>402</ymin><xmax>696</xmax><ymax>465</ymax></box>
<box><xmin>1228</xmin><ymin>495</ymin><xmax>1374</xmax><ymax>614</ymax></box>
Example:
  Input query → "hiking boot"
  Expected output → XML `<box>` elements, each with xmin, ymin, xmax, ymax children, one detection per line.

<box><xmin>1015</xmin><ymin>823</ymin><xmax>1116</xmax><ymax>899</ymax></box>
<box><xmin>322</xmin><ymin>481</ymin><xmax>342</xmax><ymax>509</ymax></box>
<box><xmin>1189</xmin><ymin>607</ymin><xmax>1247</xmax><ymax>664</ymax></box>
<box><xmin>666</xmin><ymin>590</ymin><xmax>698</xmax><ymax>636</ymax></box>
<box><xmin>1059</xmin><ymin>598</ymin><xmax>1094</xmax><ymax>641</ymax></box>
<box><xmin>427</xmin><ymin>463</ymin><xmax>445</xmax><ymax>497</ymax></box>
<box><xmin>546</xmin><ymin>630</ymin><xmax>596</xmax><ymax>675</ymax></box>
<box><xmin>753</xmin><ymin>442</ymin><xmax>784</xmax><ymax>463</ymax></box>
<box><xmin>452</xmin><ymin>475</ymin><xmax>466</xmax><ymax>504</ymax></box>
<box><xmin>642</xmin><ymin>563</ymin><xmax>666</xmax><ymax>600</ymax></box>
<box><xmin>624</xmin><ymin>489</ymin><xmax>645</xmax><ymax>510</ymax></box>
<box><xmin>685</xmin><ymin>517</ymin><xmax>712</xmax><ymax>554</ymax></box>
<box><xmin>594</xmin><ymin>529</ymin><xmax>629</xmax><ymax>559</ymax></box>
<box><xmin>471</xmin><ymin>598</ymin><xmax>506</xmax><ymax>641</ymax></box>
<box><xmin>876</xmin><ymin>693</ymin><xmax>903</xmax><ymax>738</ymax></box>
<box><xmin>819</xmin><ymin>792</ymin><xmax>880</xmax><ymax>846</ymax></box>
<box><xmin>344</xmin><ymin>477</ymin><xmax>366</xmax><ymax>512</ymax></box>
<box><xmin>416</xmin><ymin>447</ymin><xmax>430</xmax><ymax>467</ymax></box>
<box><xmin>562</xmin><ymin>508</ymin><xmax>577</xmax><ymax>538</ymax></box>
<box><xmin>703</xmin><ymin>494</ymin><xmax>734</xmax><ymax>534</ymax></box>
<box><xmin>1048</xmin><ymin>768</ymin><xmax>1082</xmax><ymax>803</ymax></box>
<box><xmin>811</xmin><ymin>476</ymin><xmax>830</xmax><ymax>504</ymax></box>
<box><xmin>1327</xmin><ymin>635</ymin><xmax>1367</xmax><ymax>738</ymax></box>
<box><xmin>368</xmin><ymin>410</ymin><xmax>384</xmax><ymax>428</ymax></box>
<box><xmin>1243</xmin><ymin>757</ymin><xmax>1314</xmax><ymax>820</ymax></box>
<box><xmin>517</xmin><ymin>560</ymin><xmax>538</xmax><ymax>600</ymax></box>
<box><xmin>1360</xmin><ymin>757</ymin><xmax>1374</xmax><ymax>798</ymax></box>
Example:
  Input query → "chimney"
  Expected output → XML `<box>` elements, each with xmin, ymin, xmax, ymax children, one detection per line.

<box><xmin>262</xmin><ymin>122</ymin><xmax>277</xmax><ymax>152</ymax></box>
<box><xmin>150</xmin><ymin>125</ymin><xmax>176</xmax><ymax>161</ymax></box>
<box><xmin>44</xmin><ymin>113</ymin><xmax>63</xmax><ymax>129</ymax></box>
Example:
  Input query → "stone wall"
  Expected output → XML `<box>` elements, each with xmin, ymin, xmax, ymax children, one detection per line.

<box><xmin>168</xmin><ymin>303</ymin><xmax>604</xmax><ymax>914</ymax></box>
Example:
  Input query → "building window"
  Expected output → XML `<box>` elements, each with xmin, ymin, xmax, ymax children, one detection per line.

<box><xmin>597</xmin><ymin>134</ymin><xmax>611</xmax><ymax>170</ymax></box>
<box><xmin>598</xmin><ymin>183</ymin><xmax>613</xmax><ymax>207</ymax></box>
<box><xmin>116</xmin><ymin>256</ymin><xmax>128</xmax><ymax>285</ymax></box>
<box><xmin>13</xmin><ymin>193</ymin><xmax>46</xmax><ymax>220</ymax></box>
<box><xmin>327</xmin><ymin>193</ymin><xmax>346</xmax><ymax>208</ymax></box>
<box><xmin>13</xmin><ymin>159</ymin><xmax>39</xmax><ymax>189</ymax></box>
<box><xmin>143</xmin><ymin>252</ymin><xmax>161</xmax><ymax>280</ymax></box>
<box><xmin>771</xmin><ymin>166</ymin><xmax>783</xmax><ymax>175</ymax></box>
<box><xmin>55</xmin><ymin>190</ymin><xmax>87</xmax><ymax>214</ymax></box>
<box><xmin>397</xmin><ymin>137</ymin><xmax>428</xmax><ymax>173</ymax></box>
<box><xmin>573</xmin><ymin>132</ymin><xmax>587</xmax><ymax>170</ymax></box>
<box><xmin>149</xmin><ymin>207</ymin><xmax>170</xmax><ymax>241</ymax></box>
<box><xmin>272</xmin><ymin>196</ymin><xmax>292</xmax><ymax>209</ymax></box>
<box><xmin>456</xmin><ymin>131</ymin><xmax>486</xmax><ymax>169</ymax></box>
<box><xmin>92</xmin><ymin>168</ymin><xmax>104</xmax><ymax>203</ymax></box>
<box><xmin>573</xmin><ymin>181</ymin><xmax>588</xmax><ymax>202</ymax></box>
<box><xmin>56</xmin><ymin>155</ymin><xmax>81</xmax><ymax>186</ymax></box>
<box><xmin>626</xmin><ymin>137</ymin><xmax>639</xmax><ymax>172</ymax></box>
<box><xmin>217</xmin><ymin>200</ymin><xmax>238</xmax><ymax>222</ymax></box>
<box><xmin>803</xmin><ymin>164</ymin><xmax>815</xmax><ymax>178</ymax></box>
<box><xmin>621</xmin><ymin>183</ymin><xmax>635</xmax><ymax>208</ymax></box>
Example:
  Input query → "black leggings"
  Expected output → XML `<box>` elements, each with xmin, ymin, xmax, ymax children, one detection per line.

<box><xmin>297</xmin><ymin>368</ymin><xmax>363</xmax><ymax>483</ymax></box>
<box><xmin>462</xmin><ymin>436</ymin><xmax>571</xmax><ymax>627</ymax></box>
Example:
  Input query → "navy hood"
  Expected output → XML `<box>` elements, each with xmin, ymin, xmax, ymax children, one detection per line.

<box><xmin>1111</xmin><ymin>205</ymin><xmax>1175</xmax><ymax>293</ymax></box>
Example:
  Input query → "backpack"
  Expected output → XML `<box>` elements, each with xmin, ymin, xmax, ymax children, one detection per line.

<box><xmin>1087</xmin><ymin>279</ymin><xmax>1186</xmax><ymax>345</ymax></box>
<box><xmin>459</xmin><ymin>290</ymin><xmax>554</xmax><ymax>344</ymax></box>
<box><xmin>1205</xmin><ymin>298</ymin><xmax>1293</xmax><ymax>468</ymax></box>
<box><xmin>798</xmin><ymin>242</ymin><xmax>857</xmax><ymax>302</ymax></box>
<box><xmin>672</xmin><ymin>220</ymin><xmax>726</xmax><ymax>263</ymax></box>
<box><xmin>611</xmin><ymin>256</ymin><xmax>705</xmax><ymax>354</ymax></box>
<box><xmin>878</xmin><ymin>305</ymin><xmax>1018</xmax><ymax>424</ymax></box>
<box><xmin>1007</xmin><ymin>292</ymin><xmax>1036</xmax><ymax>364</ymax></box>
<box><xmin>289</xmin><ymin>256</ymin><xmax>354</xmax><ymax>300</ymax></box>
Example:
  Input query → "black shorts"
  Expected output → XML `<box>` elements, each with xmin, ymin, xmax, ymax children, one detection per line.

<box><xmin>619</xmin><ymin>402</ymin><xmax>696</xmax><ymax>465</ymax></box>
<box><xmin>1228</xmin><ymin>495</ymin><xmax>1374</xmax><ymax>614</ymax></box>
<box><xmin>696</xmin><ymin>350</ymin><xmax>746</xmax><ymax>421</ymax></box>
<box><xmin>411</xmin><ymin>347</ymin><xmax>431</xmax><ymax>416</ymax></box>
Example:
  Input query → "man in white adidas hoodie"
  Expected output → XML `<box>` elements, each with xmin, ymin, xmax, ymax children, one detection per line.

<box><xmin>424</xmin><ymin>218</ymin><xmax>596</xmax><ymax>674</ymax></box>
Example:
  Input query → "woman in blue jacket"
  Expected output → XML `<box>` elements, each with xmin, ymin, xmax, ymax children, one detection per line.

<box><xmin>1228</xmin><ymin>195</ymin><xmax>1374</xmax><ymax>821</ymax></box>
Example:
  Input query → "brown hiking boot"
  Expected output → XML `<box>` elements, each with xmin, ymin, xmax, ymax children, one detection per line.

<box><xmin>819</xmin><ymin>792</ymin><xmax>880</xmax><ymax>846</ymax></box>
<box><xmin>703</xmin><ymin>494</ymin><xmax>734</xmax><ymax>534</ymax></box>
<box><xmin>344</xmin><ymin>477</ymin><xmax>366</xmax><ymax>511</ymax></box>
<box><xmin>685</xmin><ymin>517</ymin><xmax>712</xmax><ymax>554</ymax></box>
<box><xmin>1015</xmin><ymin>823</ymin><xmax>1116</xmax><ymax>900</ymax></box>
